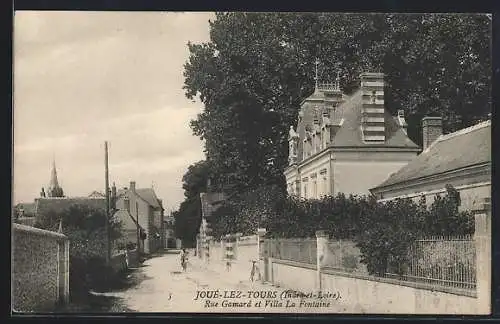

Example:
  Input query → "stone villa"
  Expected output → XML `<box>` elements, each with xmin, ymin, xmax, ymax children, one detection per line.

<box><xmin>285</xmin><ymin>65</ymin><xmax>420</xmax><ymax>199</ymax></box>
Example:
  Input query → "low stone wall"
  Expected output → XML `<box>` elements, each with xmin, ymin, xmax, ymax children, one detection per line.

<box><xmin>269</xmin><ymin>258</ymin><xmax>318</xmax><ymax>293</ymax></box>
<box><xmin>12</xmin><ymin>224</ymin><xmax>69</xmax><ymax>312</ymax></box>
<box><xmin>267</xmin><ymin>258</ymin><xmax>479</xmax><ymax>314</ymax></box>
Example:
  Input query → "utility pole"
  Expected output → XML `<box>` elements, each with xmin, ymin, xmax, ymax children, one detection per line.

<box><xmin>104</xmin><ymin>141</ymin><xmax>111</xmax><ymax>265</ymax></box>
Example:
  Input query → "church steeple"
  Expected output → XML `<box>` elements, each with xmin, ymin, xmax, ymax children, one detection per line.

<box><xmin>47</xmin><ymin>158</ymin><xmax>64</xmax><ymax>198</ymax></box>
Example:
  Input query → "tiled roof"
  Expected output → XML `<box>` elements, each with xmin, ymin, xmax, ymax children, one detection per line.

<box><xmin>88</xmin><ymin>191</ymin><xmax>105</xmax><ymax>198</ymax></box>
<box><xmin>35</xmin><ymin>197</ymin><xmax>107</xmax><ymax>218</ymax></box>
<box><xmin>373</xmin><ymin>120</ymin><xmax>491</xmax><ymax>189</ymax></box>
<box><xmin>330</xmin><ymin>90</ymin><xmax>419</xmax><ymax>148</ymax></box>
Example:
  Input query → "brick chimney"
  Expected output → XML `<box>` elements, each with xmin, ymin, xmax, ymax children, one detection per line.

<box><xmin>360</xmin><ymin>72</ymin><xmax>385</xmax><ymax>143</ymax></box>
<box><xmin>130</xmin><ymin>181</ymin><xmax>136</xmax><ymax>192</ymax></box>
<box><xmin>422</xmin><ymin>116</ymin><xmax>443</xmax><ymax>150</ymax></box>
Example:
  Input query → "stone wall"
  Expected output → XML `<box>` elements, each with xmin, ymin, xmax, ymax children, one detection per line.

<box><xmin>12</xmin><ymin>224</ymin><xmax>69</xmax><ymax>312</ymax></box>
<box><xmin>268</xmin><ymin>258</ymin><xmax>478</xmax><ymax>314</ymax></box>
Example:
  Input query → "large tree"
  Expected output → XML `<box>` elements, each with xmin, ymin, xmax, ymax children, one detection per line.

<box><xmin>183</xmin><ymin>13</ymin><xmax>491</xmax><ymax>194</ymax></box>
<box><xmin>173</xmin><ymin>160</ymin><xmax>210</xmax><ymax>247</ymax></box>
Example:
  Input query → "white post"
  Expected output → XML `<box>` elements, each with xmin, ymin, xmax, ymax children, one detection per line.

<box><xmin>315</xmin><ymin>230</ymin><xmax>328</xmax><ymax>292</ymax></box>
<box><xmin>473</xmin><ymin>197</ymin><xmax>491</xmax><ymax>314</ymax></box>
<box><xmin>257</xmin><ymin>228</ymin><xmax>267</xmax><ymax>282</ymax></box>
<box><xmin>220</xmin><ymin>240</ymin><xmax>224</xmax><ymax>261</ymax></box>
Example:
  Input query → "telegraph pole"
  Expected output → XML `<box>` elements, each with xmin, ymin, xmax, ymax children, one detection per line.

<box><xmin>104</xmin><ymin>141</ymin><xmax>111</xmax><ymax>265</ymax></box>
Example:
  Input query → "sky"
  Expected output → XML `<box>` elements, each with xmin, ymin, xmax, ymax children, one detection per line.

<box><xmin>13</xmin><ymin>11</ymin><xmax>214</xmax><ymax>211</ymax></box>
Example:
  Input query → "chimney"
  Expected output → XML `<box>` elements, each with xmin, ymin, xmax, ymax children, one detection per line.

<box><xmin>360</xmin><ymin>72</ymin><xmax>385</xmax><ymax>143</ymax></box>
<box><xmin>397</xmin><ymin>109</ymin><xmax>408</xmax><ymax>133</ymax></box>
<box><xmin>422</xmin><ymin>117</ymin><xmax>443</xmax><ymax>150</ymax></box>
<box><xmin>130</xmin><ymin>181</ymin><xmax>136</xmax><ymax>192</ymax></box>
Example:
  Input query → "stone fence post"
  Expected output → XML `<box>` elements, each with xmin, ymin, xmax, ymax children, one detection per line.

<box><xmin>257</xmin><ymin>228</ymin><xmax>267</xmax><ymax>282</ymax></box>
<box><xmin>316</xmin><ymin>230</ymin><xmax>329</xmax><ymax>292</ymax></box>
<box><xmin>473</xmin><ymin>197</ymin><xmax>491</xmax><ymax>314</ymax></box>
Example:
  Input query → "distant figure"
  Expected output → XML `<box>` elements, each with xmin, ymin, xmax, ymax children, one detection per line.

<box><xmin>250</xmin><ymin>260</ymin><xmax>261</xmax><ymax>282</ymax></box>
<box><xmin>226</xmin><ymin>260</ymin><xmax>232</xmax><ymax>272</ymax></box>
<box><xmin>180</xmin><ymin>248</ymin><xmax>188</xmax><ymax>272</ymax></box>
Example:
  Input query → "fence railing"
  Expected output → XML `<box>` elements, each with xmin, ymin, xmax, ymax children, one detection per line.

<box><xmin>267</xmin><ymin>234</ymin><xmax>476</xmax><ymax>291</ymax></box>
<box><xmin>267</xmin><ymin>238</ymin><xmax>316</xmax><ymax>265</ymax></box>
<box><xmin>384</xmin><ymin>235</ymin><xmax>476</xmax><ymax>290</ymax></box>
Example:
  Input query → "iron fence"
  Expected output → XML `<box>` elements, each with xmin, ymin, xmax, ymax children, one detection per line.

<box><xmin>385</xmin><ymin>235</ymin><xmax>476</xmax><ymax>290</ymax></box>
<box><xmin>266</xmin><ymin>234</ymin><xmax>476</xmax><ymax>291</ymax></box>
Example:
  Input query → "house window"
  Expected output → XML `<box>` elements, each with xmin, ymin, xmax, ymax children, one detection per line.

<box><xmin>304</xmin><ymin>184</ymin><xmax>308</xmax><ymax>199</ymax></box>
<box><xmin>323</xmin><ymin>177</ymin><xmax>327</xmax><ymax>196</ymax></box>
<box><xmin>313</xmin><ymin>181</ymin><xmax>317</xmax><ymax>198</ymax></box>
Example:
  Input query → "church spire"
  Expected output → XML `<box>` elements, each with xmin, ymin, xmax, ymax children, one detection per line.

<box><xmin>50</xmin><ymin>159</ymin><xmax>59</xmax><ymax>188</ymax></box>
<box><xmin>48</xmin><ymin>158</ymin><xmax>64</xmax><ymax>198</ymax></box>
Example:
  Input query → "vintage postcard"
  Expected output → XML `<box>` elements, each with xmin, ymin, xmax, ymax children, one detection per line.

<box><xmin>12</xmin><ymin>11</ymin><xmax>492</xmax><ymax>315</ymax></box>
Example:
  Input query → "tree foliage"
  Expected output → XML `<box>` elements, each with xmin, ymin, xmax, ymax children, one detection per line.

<box><xmin>34</xmin><ymin>204</ymin><xmax>123</xmax><ymax>295</ymax></box>
<box><xmin>173</xmin><ymin>160</ymin><xmax>210</xmax><ymax>247</ymax></box>
<box><xmin>183</xmin><ymin>13</ymin><xmax>491</xmax><ymax>194</ymax></box>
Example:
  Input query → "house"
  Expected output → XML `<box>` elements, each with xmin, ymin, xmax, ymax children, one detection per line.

<box><xmin>370</xmin><ymin>118</ymin><xmax>491</xmax><ymax>211</ymax></box>
<box><xmin>114</xmin><ymin>181</ymin><xmax>164</xmax><ymax>255</ymax></box>
<box><xmin>285</xmin><ymin>67</ymin><xmax>420</xmax><ymax>199</ymax></box>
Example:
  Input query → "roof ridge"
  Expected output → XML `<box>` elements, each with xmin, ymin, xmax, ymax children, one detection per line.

<box><xmin>437</xmin><ymin>119</ymin><xmax>490</xmax><ymax>143</ymax></box>
<box><xmin>421</xmin><ymin>119</ymin><xmax>490</xmax><ymax>155</ymax></box>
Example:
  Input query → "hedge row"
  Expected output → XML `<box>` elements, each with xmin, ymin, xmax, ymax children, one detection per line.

<box><xmin>208</xmin><ymin>184</ymin><xmax>474</xmax><ymax>275</ymax></box>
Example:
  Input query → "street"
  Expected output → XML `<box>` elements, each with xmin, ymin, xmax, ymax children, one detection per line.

<box><xmin>92</xmin><ymin>252</ymin><xmax>351</xmax><ymax>313</ymax></box>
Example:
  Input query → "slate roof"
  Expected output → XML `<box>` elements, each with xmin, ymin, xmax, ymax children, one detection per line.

<box><xmin>296</xmin><ymin>88</ymin><xmax>419</xmax><ymax>163</ymax></box>
<box><xmin>135</xmin><ymin>188</ymin><xmax>162</xmax><ymax>209</ymax></box>
<box><xmin>116</xmin><ymin>187</ymin><xmax>163</xmax><ymax>209</ymax></box>
<box><xmin>372</xmin><ymin>120</ymin><xmax>491</xmax><ymax>189</ymax></box>
<box><xmin>35</xmin><ymin>197</ymin><xmax>107</xmax><ymax>218</ymax></box>
<box><xmin>329</xmin><ymin>90</ymin><xmax>419</xmax><ymax>149</ymax></box>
